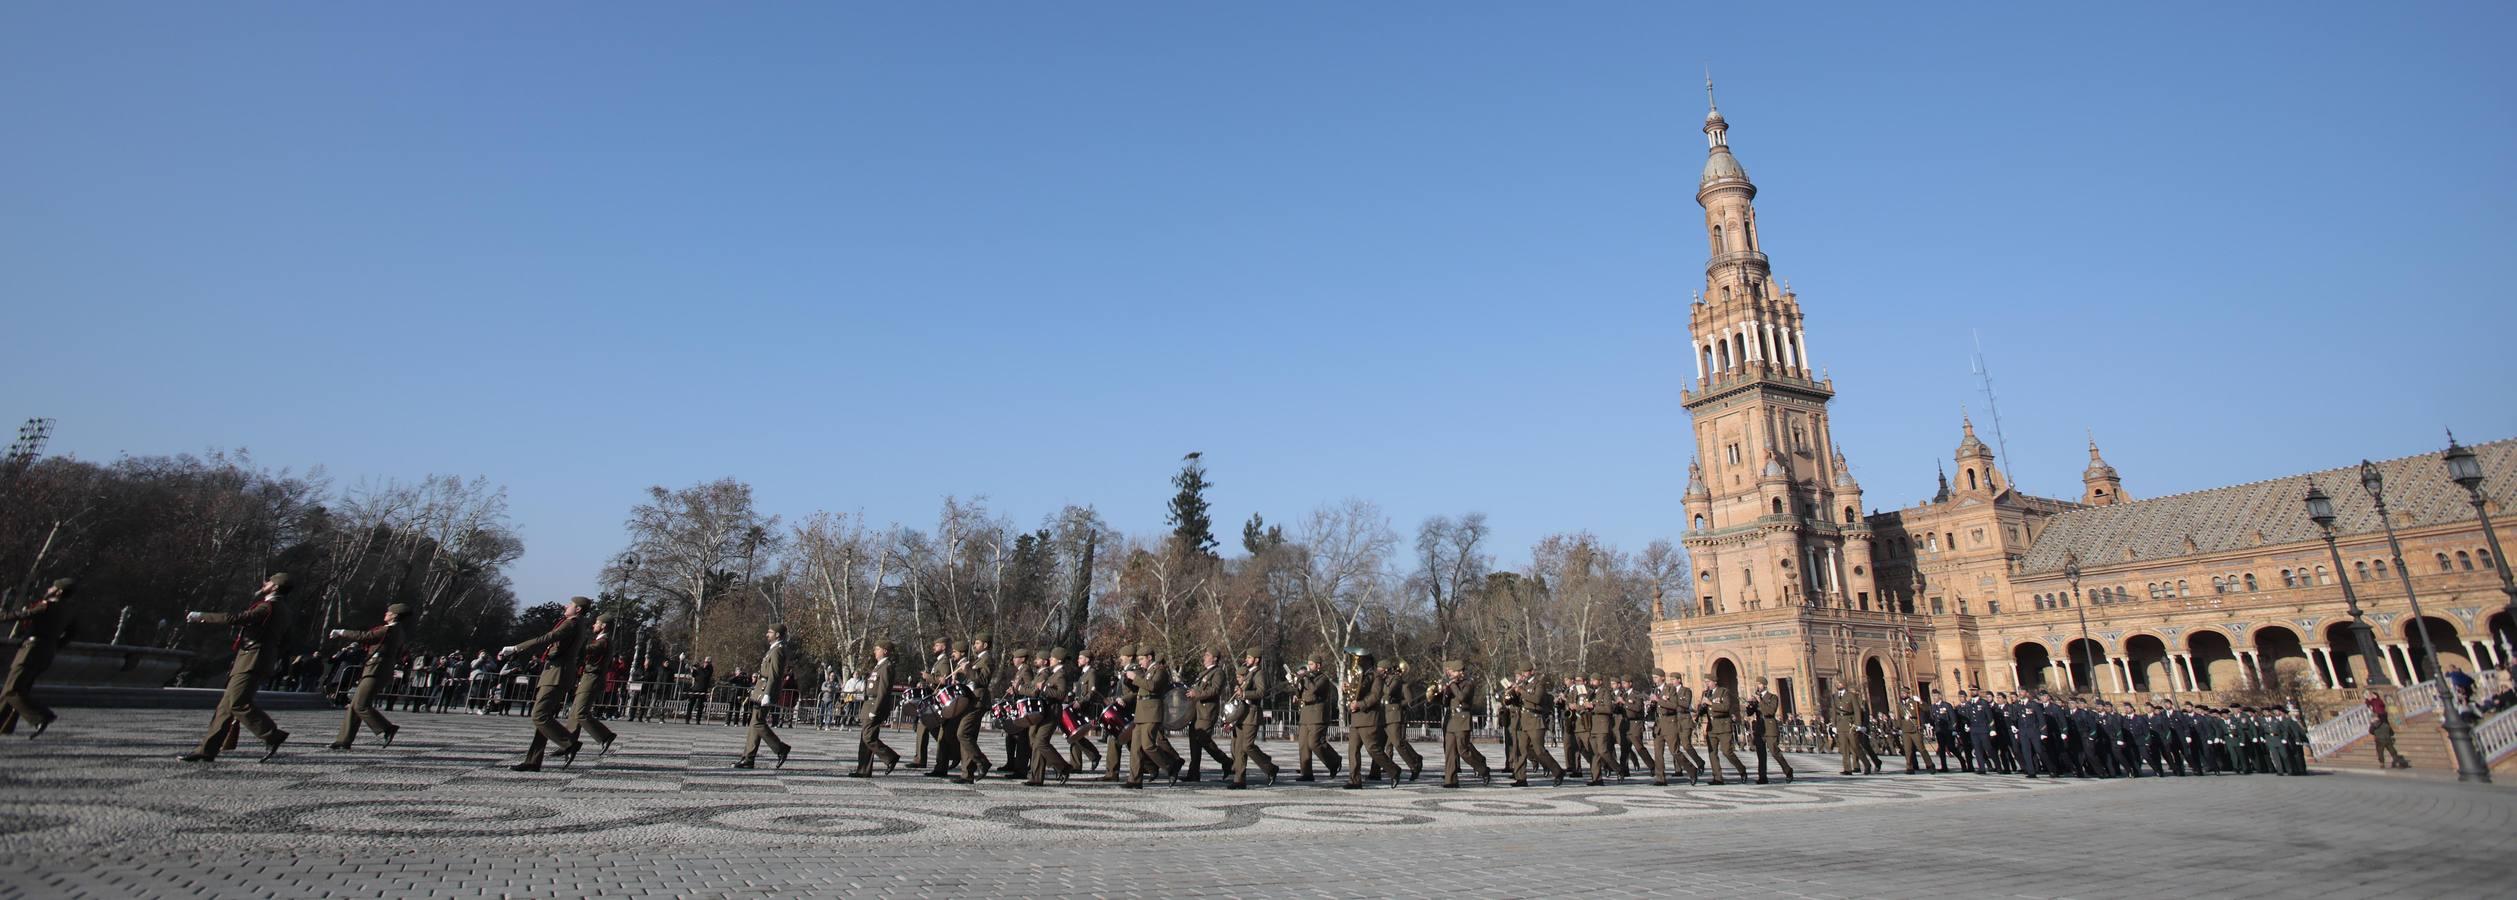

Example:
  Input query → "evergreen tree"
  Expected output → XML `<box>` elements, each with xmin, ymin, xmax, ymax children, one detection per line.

<box><xmin>1242</xmin><ymin>512</ymin><xmax>1284</xmax><ymax>554</ymax></box>
<box><xmin>1166</xmin><ymin>452</ymin><xmax>1218</xmax><ymax>557</ymax></box>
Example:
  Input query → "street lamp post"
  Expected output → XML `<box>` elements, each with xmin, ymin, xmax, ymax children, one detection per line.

<box><xmin>2066</xmin><ymin>552</ymin><xmax>2096</xmax><ymax>695</ymax></box>
<box><xmin>2305</xmin><ymin>481</ymin><xmax>2391</xmax><ymax>688</ymax></box>
<box><xmin>2361</xmin><ymin>459</ymin><xmax>2491</xmax><ymax>782</ymax></box>
<box><xmin>2443</xmin><ymin>435</ymin><xmax>2517</xmax><ymax>654</ymax></box>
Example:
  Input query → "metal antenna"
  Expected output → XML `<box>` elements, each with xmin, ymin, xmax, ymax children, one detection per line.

<box><xmin>4</xmin><ymin>417</ymin><xmax>53</xmax><ymax>470</ymax></box>
<box><xmin>1969</xmin><ymin>331</ymin><xmax>2016</xmax><ymax>490</ymax></box>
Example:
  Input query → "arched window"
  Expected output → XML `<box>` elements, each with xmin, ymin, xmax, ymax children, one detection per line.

<box><xmin>2353</xmin><ymin>561</ymin><xmax>2369</xmax><ymax>581</ymax></box>
<box><xmin>2438</xmin><ymin>553</ymin><xmax>2453</xmax><ymax>572</ymax></box>
<box><xmin>2374</xmin><ymin>559</ymin><xmax>2389</xmax><ymax>579</ymax></box>
<box><xmin>1722</xmin><ymin>285</ymin><xmax>1733</xmax><ymax>302</ymax></box>
<box><xmin>2481</xmin><ymin>549</ymin><xmax>2497</xmax><ymax>572</ymax></box>
<box><xmin>1691</xmin><ymin>514</ymin><xmax>1705</xmax><ymax>531</ymax></box>
<box><xmin>2457</xmin><ymin>551</ymin><xmax>2474</xmax><ymax>571</ymax></box>
<box><xmin>2279</xmin><ymin>569</ymin><xmax>2295</xmax><ymax>588</ymax></box>
<box><xmin>2177</xmin><ymin>580</ymin><xmax>2191</xmax><ymax>596</ymax></box>
<box><xmin>1772</xmin><ymin>497</ymin><xmax>1784</xmax><ymax>515</ymax></box>
<box><xmin>2146</xmin><ymin>582</ymin><xmax>2158</xmax><ymax>599</ymax></box>
<box><xmin>2242</xmin><ymin>573</ymin><xmax>2257</xmax><ymax>591</ymax></box>
<box><xmin>1843</xmin><ymin>506</ymin><xmax>1856</xmax><ymax>524</ymax></box>
<box><xmin>2314</xmin><ymin>566</ymin><xmax>2330</xmax><ymax>585</ymax></box>
<box><xmin>1713</xmin><ymin>224</ymin><xmax>1726</xmax><ymax>252</ymax></box>
<box><xmin>1965</xmin><ymin>469</ymin><xmax>1979</xmax><ymax>490</ymax></box>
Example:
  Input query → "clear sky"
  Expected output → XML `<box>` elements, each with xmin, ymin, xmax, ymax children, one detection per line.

<box><xmin>6</xmin><ymin>3</ymin><xmax>2513</xmax><ymax>605</ymax></box>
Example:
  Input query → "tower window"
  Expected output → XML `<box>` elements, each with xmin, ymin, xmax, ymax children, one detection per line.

<box><xmin>2242</xmin><ymin>573</ymin><xmax>2257</xmax><ymax>591</ymax></box>
<box><xmin>1772</xmin><ymin>498</ymin><xmax>1784</xmax><ymax>515</ymax></box>
<box><xmin>1843</xmin><ymin>506</ymin><xmax>1856</xmax><ymax>524</ymax></box>
<box><xmin>2457</xmin><ymin>551</ymin><xmax>2474</xmax><ymax>571</ymax></box>
<box><xmin>2438</xmin><ymin>553</ymin><xmax>2453</xmax><ymax>572</ymax></box>
<box><xmin>1713</xmin><ymin>224</ymin><xmax>1726</xmax><ymax>252</ymax></box>
<box><xmin>2375</xmin><ymin>559</ymin><xmax>2389</xmax><ymax>578</ymax></box>
<box><xmin>1965</xmin><ymin>469</ymin><xmax>1978</xmax><ymax>490</ymax></box>
<box><xmin>2481</xmin><ymin>549</ymin><xmax>2496</xmax><ymax>571</ymax></box>
<box><xmin>2279</xmin><ymin>569</ymin><xmax>2294</xmax><ymax>588</ymax></box>
<box><xmin>1726</xmin><ymin>443</ymin><xmax>1742</xmax><ymax>465</ymax></box>
<box><xmin>2354</xmin><ymin>561</ymin><xmax>2369</xmax><ymax>581</ymax></box>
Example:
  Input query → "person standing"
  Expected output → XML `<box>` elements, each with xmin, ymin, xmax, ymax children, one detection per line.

<box><xmin>1752</xmin><ymin>677</ymin><xmax>1795</xmax><ymax>784</ymax></box>
<box><xmin>2366</xmin><ymin>691</ymin><xmax>2406</xmax><ymax>768</ymax></box>
<box><xmin>566</xmin><ymin>614</ymin><xmax>620</xmax><ymax>755</ymax></box>
<box><xmin>499</xmin><ymin>596</ymin><xmax>590</xmax><ymax>772</ymax></box>
<box><xmin>1067</xmin><ymin>648</ymin><xmax>1107</xmax><ymax>773</ymax></box>
<box><xmin>911</xmin><ymin>637</ymin><xmax>950</xmax><ymax>770</ymax></box>
<box><xmin>179</xmin><ymin>574</ymin><xmax>294</xmax><ymax>762</ymax></box>
<box><xmin>1897</xmin><ymin>689</ymin><xmax>1927</xmax><ymax>774</ymax></box>
<box><xmin>1024</xmin><ymin>648</ymin><xmax>1079</xmax><ymax>785</ymax></box>
<box><xmin>1427</xmin><ymin>660</ymin><xmax>1488</xmax><ymax>788</ymax></box>
<box><xmin>1502</xmin><ymin>666</ymin><xmax>1563</xmax><ymax>787</ymax></box>
<box><xmin>1581</xmin><ymin>674</ymin><xmax>1617</xmax><ymax>785</ymax></box>
<box><xmin>997</xmin><ymin>649</ymin><xmax>1033</xmax><ymax>777</ymax></box>
<box><xmin>683</xmin><ymin>656</ymin><xmax>716</xmax><ymax>724</ymax></box>
<box><xmin>953</xmin><ymin>634</ymin><xmax>997</xmax><ymax>783</ymax></box>
<box><xmin>1618</xmin><ymin>676</ymin><xmax>1654</xmax><ymax>781</ymax></box>
<box><xmin>1341</xmin><ymin>651</ymin><xmax>1398</xmax><ymax>790</ymax></box>
<box><xmin>326</xmin><ymin>603</ymin><xmax>408</xmax><ymax>750</ymax></box>
<box><xmin>1649</xmin><ymin>670</ymin><xmax>1701</xmax><ymax>786</ymax></box>
<box><xmin>1291</xmin><ymin>656</ymin><xmax>1341</xmax><ymax>781</ymax></box>
<box><xmin>1224</xmin><ymin>648</ymin><xmax>1278</xmax><ymax>789</ymax></box>
<box><xmin>1182</xmin><ymin>649</ymin><xmax>1232</xmax><ymax>781</ymax></box>
<box><xmin>1701</xmin><ymin>677</ymin><xmax>1750</xmax><ymax>784</ymax></box>
<box><xmin>1931</xmin><ymin>690</ymin><xmax>1965</xmax><ymax>773</ymax></box>
<box><xmin>1378</xmin><ymin>659</ymin><xmax>1425</xmax><ymax>782</ymax></box>
<box><xmin>849</xmin><ymin>640</ymin><xmax>902</xmax><ymax>777</ymax></box>
<box><xmin>733</xmin><ymin>623</ymin><xmax>794</xmax><ymax>770</ymax></box>
<box><xmin>1831</xmin><ymin>684</ymin><xmax>1864</xmax><ymax>776</ymax></box>
<box><xmin>1124</xmin><ymin>645</ymin><xmax>1182</xmax><ymax>788</ymax></box>
<box><xmin>0</xmin><ymin>578</ymin><xmax>75</xmax><ymax>739</ymax></box>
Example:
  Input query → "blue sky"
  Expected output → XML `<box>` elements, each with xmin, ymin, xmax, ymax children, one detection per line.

<box><xmin>6</xmin><ymin>3</ymin><xmax>2513</xmax><ymax>604</ymax></box>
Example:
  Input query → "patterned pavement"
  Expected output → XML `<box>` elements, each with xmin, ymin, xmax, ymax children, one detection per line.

<box><xmin>2</xmin><ymin>707</ymin><xmax>2512</xmax><ymax>898</ymax></box>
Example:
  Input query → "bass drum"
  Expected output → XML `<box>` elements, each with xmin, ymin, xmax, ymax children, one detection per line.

<box><xmin>1010</xmin><ymin>698</ymin><xmax>1048</xmax><ymax>730</ymax></box>
<box><xmin>1161</xmin><ymin>684</ymin><xmax>1192</xmax><ymax>732</ymax></box>
<box><xmin>1098</xmin><ymin>701</ymin><xmax>1133</xmax><ymax>734</ymax></box>
<box><xmin>935</xmin><ymin>684</ymin><xmax>972</xmax><ymax>721</ymax></box>
<box><xmin>1219</xmin><ymin>698</ymin><xmax>1245</xmax><ymax>727</ymax></box>
<box><xmin>1057</xmin><ymin>703</ymin><xmax>1087</xmax><ymax>737</ymax></box>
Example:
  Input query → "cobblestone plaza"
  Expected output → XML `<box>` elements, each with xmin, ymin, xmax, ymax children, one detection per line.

<box><xmin>2</xmin><ymin>710</ymin><xmax>2511</xmax><ymax>898</ymax></box>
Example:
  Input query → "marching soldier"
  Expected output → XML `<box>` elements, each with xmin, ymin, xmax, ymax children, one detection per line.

<box><xmin>1502</xmin><ymin>665</ymin><xmax>1563</xmax><ymax>786</ymax></box>
<box><xmin>911</xmin><ymin>637</ymin><xmax>950</xmax><ymax>770</ymax></box>
<box><xmin>1378</xmin><ymin>659</ymin><xmax>1425</xmax><ymax>782</ymax></box>
<box><xmin>1618</xmin><ymin>676</ymin><xmax>1654</xmax><ymax>780</ymax></box>
<box><xmin>1931</xmin><ymin>690</ymin><xmax>1966</xmax><ymax>773</ymax></box>
<box><xmin>1124</xmin><ymin>645</ymin><xmax>1183</xmax><ymax>788</ymax></box>
<box><xmin>1751</xmin><ymin>677</ymin><xmax>1795</xmax><ymax>784</ymax></box>
<box><xmin>1897</xmin><ymin>688</ymin><xmax>1927</xmax><ymax>774</ymax></box>
<box><xmin>1067</xmin><ymin>648</ymin><xmax>1107</xmax><ymax>771</ymax></box>
<box><xmin>326</xmin><ymin>603</ymin><xmax>409</xmax><ymax>750</ymax></box>
<box><xmin>1023</xmin><ymin>648</ymin><xmax>1078</xmax><ymax>785</ymax></box>
<box><xmin>1428</xmin><ymin>659</ymin><xmax>1488</xmax><ymax>788</ymax></box>
<box><xmin>1582</xmin><ymin>674</ymin><xmax>1617</xmax><ymax>785</ymax></box>
<box><xmin>1342</xmin><ymin>650</ymin><xmax>1399</xmax><ymax>789</ymax></box>
<box><xmin>179</xmin><ymin>574</ymin><xmax>295</xmax><ymax>763</ymax></box>
<box><xmin>1701</xmin><ymin>676</ymin><xmax>1749</xmax><ymax>784</ymax></box>
<box><xmin>1292</xmin><ymin>656</ymin><xmax>1341</xmax><ymax>780</ymax></box>
<box><xmin>734</xmin><ymin>623</ymin><xmax>793</xmax><ymax>769</ymax></box>
<box><xmin>1224</xmin><ymin>648</ymin><xmax>1278</xmax><ymax>789</ymax></box>
<box><xmin>1096</xmin><ymin>646</ymin><xmax>1134</xmax><ymax>782</ymax></box>
<box><xmin>1833</xmin><ymin>686</ymin><xmax>1872</xmax><ymax>775</ymax></box>
<box><xmin>998</xmin><ymin>649</ymin><xmax>1032</xmax><ymax>776</ymax></box>
<box><xmin>564</xmin><ymin>613</ymin><xmax>620</xmax><ymax>756</ymax></box>
<box><xmin>954</xmin><ymin>634</ymin><xmax>997</xmax><ymax>783</ymax></box>
<box><xmin>849</xmin><ymin>640</ymin><xmax>902</xmax><ymax>777</ymax></box>
<box><xmin>1649</xmin><ymin>670</ymin><xmax>1701</xmax><ymax>785</ymax></box>
<box><xmin>1183</xmin><ymin>649</ymin><xmax>1232</xmax><ymax>781</ymax></box>
<box><xmin>0</xmin><ymin>578</ymin><xmax>76</xmax><ymax>739</ymax></box>
<box><xmin>498</xmin><ymin>595</ymin><xmax>589</xmax><ymax>772</ymax></box>
<box><xmin>1558</xmin><ymin>675</ymin><xmax>1588</xmax><ymax>778</ymax></box>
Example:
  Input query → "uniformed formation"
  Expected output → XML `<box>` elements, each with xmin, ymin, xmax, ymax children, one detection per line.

<box><xmin>0</xmin><ymin>577</ymin><xmax>2323</xmax><ymax>784</ymax></box>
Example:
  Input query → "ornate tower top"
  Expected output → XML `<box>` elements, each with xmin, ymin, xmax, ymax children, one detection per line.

<box><xmin>2081</xmin><ymin>433</ymin><xmax>2128</xmax><ymax>506</ymax></box>
<box><xmin>1700</xmin><ymin>74</ymin><xmax>1752</xmax><ymax>193</ymax></box>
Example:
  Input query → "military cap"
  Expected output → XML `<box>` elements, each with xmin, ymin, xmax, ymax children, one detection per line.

<box><xmin>1048</xmin><ymin>646</ymin><xmax>1070</xmax><ymax>661</ymax></box>
<box><xmin>388</xmin><ymin>603</ymin><xmax>412</xmax><ymax>617</ymax></box>
<box><xmin>1010</xmin><ymin>649</ymin><xmax>1031</xmax><ymax>660</ymax></box>
<box><xmin>265</xmin><ymin>572</ymin><xmax>294</xmax><ymax>592</ymax></box>
<box><xmin>973</xmin><ymin>632</ymin><xmax>993</xmax><ymax>644</ymax></box>
<box><xmin>1242</xmin><ymin>647</ymin><xmax>1261</xmax><ymax>659</ymax></box>
<box><xmin>768</xmin><ymin>623</ymin><xmax>788</xmax><ymax>637</ymax></box>
<box><xmin>875</xmin><ymin>639</ymin><xmax>896</xmax><ymax>653</ymax></box>
<box><xmin>48</xmin><ymin>577</ymin><xmax>76</xmax><ymax>595</ymax></box>
<box><xmin>1653</xmin><ymin>668</ymin><xmax>1668</xmax><ymax>677</ymax></box>
<box><xmin>568</xmin><ymin>595</ymin><xmax>594</xmax><ymax>609</ymax></box>
<box><xmin>1443</xmin><ymin>659</ymin><xmax>1465</xmax><ymax>671</ymax></box>
<box><xmin>951</xmin><ymin>641</ymin><xmax>969</xmax><ymax>654</ymax></box>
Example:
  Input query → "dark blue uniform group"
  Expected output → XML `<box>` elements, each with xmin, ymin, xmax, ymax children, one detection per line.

<box><xmin>1926</xmin><ymin>688</ymin><xmax>2310</xmax><ymax>779</ymax></box>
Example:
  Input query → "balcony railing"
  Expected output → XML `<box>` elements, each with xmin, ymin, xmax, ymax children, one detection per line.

<box><xmin>1705</xmin><ymin>250</ymin><xmax>1769</xmax><ymax>272</ymax></box>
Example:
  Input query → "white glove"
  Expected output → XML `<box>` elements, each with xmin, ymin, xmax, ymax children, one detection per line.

<box><xmin>186</xmin><ymin>612</ymin><xmax>206</xmax><ymax>623</ymax></box>
<box><xmin>499</xmin><ymin>646</ymin><xmax>518</xmax><ymax>658</ymax></box>
<box><xmin>328</xmin><ymin>629</ymin><xmax>349</xmax><ymax>640</ymax></box>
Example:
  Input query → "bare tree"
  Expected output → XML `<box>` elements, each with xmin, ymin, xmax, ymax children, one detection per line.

<box><xmin>604</xmin><ymin>478</ymin><xmax>778</xmax><ymax>655</ymax></box>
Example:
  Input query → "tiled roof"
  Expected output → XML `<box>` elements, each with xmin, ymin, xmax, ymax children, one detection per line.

<box><xmin>2017</xmin><ymin>438</ymin><xmax>2517</xmax><ymax>575</ymax></box>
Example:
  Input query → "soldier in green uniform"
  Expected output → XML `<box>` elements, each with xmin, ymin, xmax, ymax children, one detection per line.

<box><xmin>1558</xmin><ymin>675</ymin><xmax>1589</xmax><ymax>779</ymax></box>
<box><xmin>180</xmin><ymin>574</ymin><xmax>294</xmax><ymax>762</ymax></box>
<box><xmin>952</xmin><ymin>634</ymin><xmax>997</xmax><ymax>782</ymax></box>
<box><xmin>1342</xmin><ymin>650</ymin><xmax>1399</xmax><ymax>789</ymax></box>
<box><xmin>1124</xmin><ymin>645</ymin><xmax>1182</xmax><ymax>788</ymax></box>
<box><xmin>734</xmin><ymin>623</ymin><xmax>794</xmax><ymax>769</ymax></box>
<box><xmin>849</xmin><ymin>640</ymin><xmax>902</xmax><ymax>777</ymax></box>
<box><xmin>1182</xmin><ymin>649</ymin><xmax>1232</xmax><ymax>781</ymax></box>
<box><xmin>1701</xmin><ymin>676</ymin><xmax>1750</xmax><ymax>784</ymax></box>
<box><xmin>1024</xmin><ymin>648</ymin><xmax>1078</xmax><ymax>785</ymax></box>
<box><xmin>1067</xmin><ymin>648</ymin><xmax>1108</xmax><ymax>772</ymax></box>
<box><xmin>1897</xmin><ymin>688</ymin><xmax>1927</xmax><ymax>774</ymax></box>
<box><xmin>1832</xmin><ymin>684</ymin><xmax>1863</xmax><ymax>775</ymax></box>
<box><xmin>1427</xmin><ymin>660</ymin><xmax>1487</xmax><ymax>788</ymax></box>
<box><xmin>1376</xmin><ymin>659</ymin><xmax>1425</xmax><ymax>782</ymax></box>
<box><xmin>1223</xmin><ymin>648</ymin><xmax>1279</xmax><ymax>789</ymax></box>
<box><xmin>1096</xmin><ymin>646</ymin><xmax>1134</xmax><ymax>782</ymax></box>
<box><xmin>1582</xmin><ymin>674</ymin><xmax>1617</xmax><ymax>784</ymax></box>
<box><xmin>1503</xmin><ymin>666</ymin><xmax>1563</xmax><ymax>786</ymax></box>
<box><xmin>326</xmin><ymin>603</ymin><xmax>408</xmax><ymax>750</ymax></box>
<box><xmin>1751</xmin><ymin>676</ymin><xmax>1795</xmax><ymax>784</ymax></box>
<box><xmin>499</xmin><ymin>596</ymin><xmax>590</xmax><ymax>772</ymax></box>
<box><xmin>1617</xmin><ymin>676</ymin><xmax>1653</xmax><ymax>780</ymax></box>
<box><xmin>998</xmin><ymin>649</ymin><xmax>1032</xmax><ymax>776</ymax></box>
<box><xmin>564</xmin><ymin>613</ymin><xmax>619</xmax><ymax>755</ymax></box>
<box><xmin>1649</xmin><ymin>670</ymin><xmax>1701</xmax><ymax>785</ymax></box>
<box><xmin>910</xmin><ymin>637</ymin><xmax>950</xmax><ymax>770</ymax></box>
<box><xmin>1291</xmin><ymin>656</ymin><xmax>1341</xmax><ymax>780</ymax></box>
<box><xmin>0</xmin><ymin>578</ymin><xmax>76</xmax><ymax>739</ymax></box>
